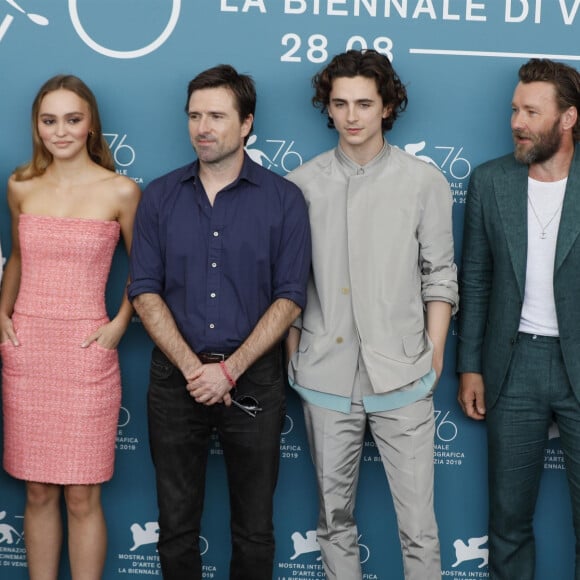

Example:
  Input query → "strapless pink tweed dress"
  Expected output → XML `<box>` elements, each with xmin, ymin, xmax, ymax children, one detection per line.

<box><xmin>2</xmin><ymin>214</ymin><xmax>122</xmax><ymax>484</ymax></box>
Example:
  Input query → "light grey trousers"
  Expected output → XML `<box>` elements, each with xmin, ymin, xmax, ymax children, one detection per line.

<box><xmin>302</xmin><ymin>363</ymin><xmax>441</xmax><ymax>580</ymax></box>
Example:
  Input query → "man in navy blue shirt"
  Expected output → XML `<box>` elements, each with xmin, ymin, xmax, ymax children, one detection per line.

<box><xmin>128</xmin><ymin>65</ymin><xmax>311</xmax><ymax>580</ymax></box>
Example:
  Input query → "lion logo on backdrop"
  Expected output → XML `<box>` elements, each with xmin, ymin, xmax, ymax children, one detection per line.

<box><xmin>245</xmin><ymin>135</ymin><xmax>272</xmax><ymax>167</ymax></box>
<box><xmin>0</xmin><ymin>510</ymin><xmax>23</xmax><ymax>545</ymax></box>
<box><xmin>130</xmin><ymin>521</ymin><xmax>209</xmax><ymax>555</ymax></box>
<box><xmin>290</xmin><ymin>530</ymin><xmax>322</xmax><ymax>561</ymax></box>
<box><xmin>130</xmin><ymin>521</ymin><xmax>160</xmax><ymax>551</ymax></box>
<box><xmin>245</xmin><ymin>134</ymin><xmax>303</xmax><ymax>174</ymax></box>
<box><xmin>290</xmin><ymin>529</ymin><xmax>370</xmax><ymax>564</ymax></box>
<box><xmin>452</xmin><ymin>534</ymin><xmax>489</xmax><ymax>569</ymax></box>
<box><xmin>403</xmin><ymin>139</ymin><xmax>472</xmax><ymax>182</ymax></box>
<box><xmin>403</xmin><ymin>141</ymin><xmax>437</xmax><ymax>166</ymax></box>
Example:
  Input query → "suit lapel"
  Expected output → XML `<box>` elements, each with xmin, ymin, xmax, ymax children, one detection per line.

<box><xmin>555</xmin><ymin>149</ymin><xmax>580</xmax><ymax>272</ymax></box>
<box><xmin>494</xmin><ymin>160</ymin><xmax>528</xmax><ymax>299</ymax></box>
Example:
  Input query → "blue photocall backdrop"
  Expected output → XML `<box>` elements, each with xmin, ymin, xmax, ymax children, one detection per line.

<box><xmin>1</xmin><ymin>1</ymin><xmax>579</xmax><ymax>578</ymax></box>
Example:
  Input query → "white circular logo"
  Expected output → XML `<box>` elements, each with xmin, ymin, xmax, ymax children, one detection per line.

<box><xmin>68</xmin><ymin>0</ymin><xmax>181</xmax><ymax>59</ymax></box>
<box><xmin>118</xmin><ymin>406</ymin><xmax>131</xmax><ymax>428</ymax></box>
<box><xmin>282</xmin><ymin>414</ymin><xmax>294</xmax><ymax>436</ymax></box>
<box><xmin>199</xmin><ymin>535</ymin><xmax>209</xmax><ymax>556</ymax></box>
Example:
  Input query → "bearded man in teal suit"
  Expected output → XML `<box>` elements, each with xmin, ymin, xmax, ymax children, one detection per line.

<box><xmin>457</xmin><ymin>58</ymin><xmax>580</xmax><ymax>580</ymax></box>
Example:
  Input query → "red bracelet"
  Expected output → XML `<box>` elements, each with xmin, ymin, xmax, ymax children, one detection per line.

<box><xmin>219</xmin><ymin>361</ymin><xmax>236</xmax><ymax>388</ymax></box>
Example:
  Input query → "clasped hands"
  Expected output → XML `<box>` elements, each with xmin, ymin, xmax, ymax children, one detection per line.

<box><xmin>186</xmin><ymin>363</ymin><xmax>234</xmax><ymax>406</ymax></box>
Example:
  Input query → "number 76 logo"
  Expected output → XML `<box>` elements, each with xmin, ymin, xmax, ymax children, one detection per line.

<box><xmin>404</xmin><ymin>141</ymin><xmax>472</xmax><ymax>181</ymax></box>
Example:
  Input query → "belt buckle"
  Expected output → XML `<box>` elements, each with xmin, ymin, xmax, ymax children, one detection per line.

<box><xmin>198</xmin><ymin>352</ymin><xmax>228</xmax><ymax>363</ymax></box>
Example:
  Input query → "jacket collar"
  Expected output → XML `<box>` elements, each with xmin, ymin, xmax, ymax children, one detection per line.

<box><xmin>494</xmin><ymin>146</ymin><xmax>580</xmax><ymax>298</ymax></box>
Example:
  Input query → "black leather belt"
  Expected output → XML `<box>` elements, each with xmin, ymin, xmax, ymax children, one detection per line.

<box><xmin>197</xmin><ymin>352</ymin><xmax>231</xmax><ymax>364</ymax></box>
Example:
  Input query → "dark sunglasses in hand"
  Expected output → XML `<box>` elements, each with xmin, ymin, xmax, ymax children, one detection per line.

<box><xmin>231</xmin><ymin>393</ymin><xmax>262</xmax><ymax>418</ymax></box>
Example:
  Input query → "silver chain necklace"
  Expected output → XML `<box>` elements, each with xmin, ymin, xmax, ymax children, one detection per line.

<box><xmin>527</xmin><ymin>194</ymin><xmax>563</xmax><ymax>239</ymax></box>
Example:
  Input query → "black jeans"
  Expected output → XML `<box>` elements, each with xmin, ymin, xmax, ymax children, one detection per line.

<box><xmin>147</xmin><ymin>346</ymin><xmax>285</xmax><ymax>580</ymax></box>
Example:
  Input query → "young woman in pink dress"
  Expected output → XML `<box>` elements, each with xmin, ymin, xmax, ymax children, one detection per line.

<box><xmin>0</xmin><ymin>75</ymin><xmax>141</xmax><ymax>579</ymax></box>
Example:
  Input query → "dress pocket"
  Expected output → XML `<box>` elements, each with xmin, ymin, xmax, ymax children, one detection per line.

<box><xmin>0</xmin><ymin>339</ymin><xmax>24</xmax><ymax>374</ymax></box>
<box><xmin>81</xmin><ymin>341</ymin><xmax>119</xmax><ymax>376</ymax></box>
<box><xmin>92</xmin><ymin>341</ymin><xmax>117</xmax><ymax>353</ymax></box>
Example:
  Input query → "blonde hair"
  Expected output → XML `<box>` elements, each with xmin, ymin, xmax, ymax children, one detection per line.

<box><xmin>14</xmin><ymin>74</ymin><xmax>114</xmax><ymax>181</ymax></box>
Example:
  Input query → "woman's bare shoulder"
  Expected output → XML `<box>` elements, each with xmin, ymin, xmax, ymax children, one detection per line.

<box><xmin>109</xmin><ymin>171</ymin><xmax>141</xmax><ymax>202</ymax></box>
<box><xmin>7</xmin><ymin>173</ymin><xmax>42</xmax><ymax>200</ymax></box>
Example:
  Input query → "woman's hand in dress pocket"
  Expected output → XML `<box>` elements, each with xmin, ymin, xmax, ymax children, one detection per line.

<box><xmin>0</xmin><ymin>314</ymin><xmax>19</xmax><ymax>346</ymax></box>
<box><xmin>81</xmin><ymin>318</ymin><xmax>126</xmax><ymax>350</ymax></box>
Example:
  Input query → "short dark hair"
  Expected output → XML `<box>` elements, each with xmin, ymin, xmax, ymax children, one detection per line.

<box><xmin>185</xmin><ymin>64</ymin><xmax>256</xmax><ymax>142</ymax></box>
<box><xmin>312</xmin><ymin>49</ymin><xmax>408</xmax><ymax>132</ymax></box>
<box><xmin>518</xmin><ymin>58</ymin><xmax>580</xmax><ymax>141</ymax></box>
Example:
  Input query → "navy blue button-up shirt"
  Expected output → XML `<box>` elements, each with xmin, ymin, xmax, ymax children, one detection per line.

<box><xmin>128</xmin><ymin>155</ymin><xmax>311</xmax><ymax>353</ymax></box>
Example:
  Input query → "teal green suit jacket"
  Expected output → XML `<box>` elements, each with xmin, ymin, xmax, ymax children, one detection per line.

<box><xmin>457</xmin><ymin>147</ymin><xmax>580</xmax><ymax>408</ymax></box>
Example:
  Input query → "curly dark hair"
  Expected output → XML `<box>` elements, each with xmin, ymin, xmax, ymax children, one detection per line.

<box><xmin>518</xmin><ymin>58</ymin><xmax>580</xmax><ymax>142</ymax></box>
<box><xmin>312</xmin><ymin>49</ymin><xmax>408</xmax><ymax>132</ymax></box>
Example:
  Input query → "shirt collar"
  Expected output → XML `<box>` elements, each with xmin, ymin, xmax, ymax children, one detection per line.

<box><xmin>179</xmin><ymin>153</ymin><xmax>262</xmax><ymax>188</ymax></box>
<box><xmin>179</xmin><ymin>160</ymin><xmax>199</xmax><ymax>183</ymax></box>
<box><xmin>335</xmin><ymin>140</ymin><xmax>391</xmax><ymax>176</ymax></box>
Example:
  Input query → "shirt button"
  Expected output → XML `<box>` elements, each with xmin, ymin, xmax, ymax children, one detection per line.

<box><xmin>211</xmin><ymin>262</ymin><xmax>217</xmax><ymax>268</ymax></box>
<box><xmin>336</xmin><ymin>337</ymin><xmax>344</xmax><ymax>344</ymax></box>
<box><xmin>213</xmin><ymin>231</ymin><xmax>219</xmax><ymax>237</ymax></box>
<box><xmin>209</xmin><ymin>323</ymin><xmax>215</xmax><ymax>329</ymax></box>
<box><xmin>210</xmin><ymin>292</ymin><xmax>216</xmax><ymax>298</ymax></box>
<box><xmin>341</xmin><ymin>287</ymin><xmax>350</xmax><ymax>295</ymax></box>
